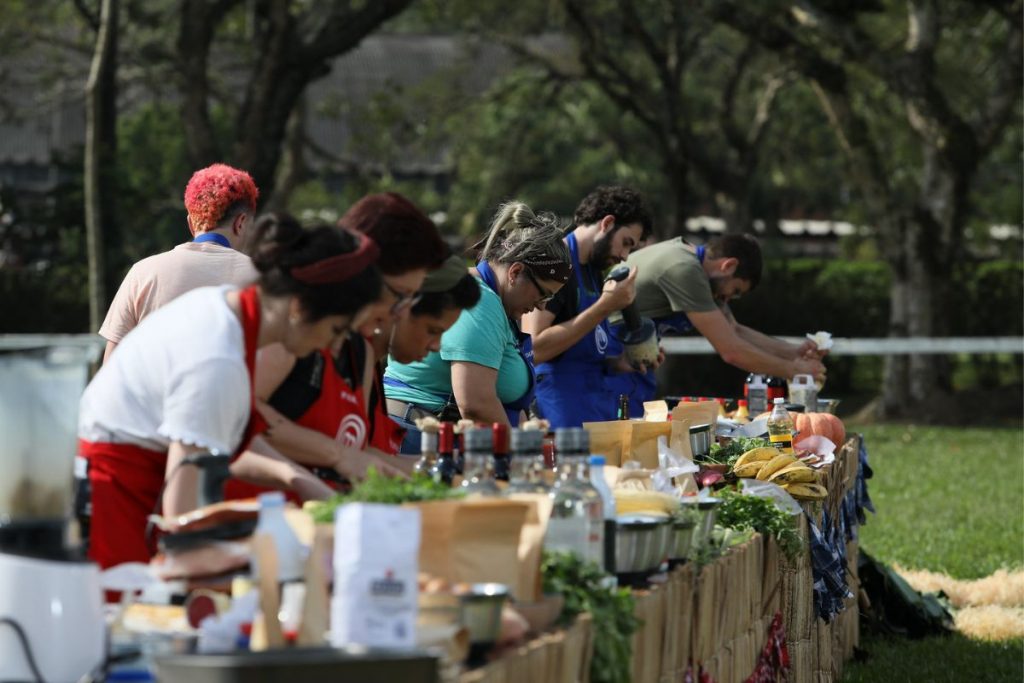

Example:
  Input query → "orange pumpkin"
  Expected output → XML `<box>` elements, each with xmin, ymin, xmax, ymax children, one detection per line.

<box><xmin>755</xmin><ymin>411</ymin><xmax>846</xmax><ymax>445</ymax></box>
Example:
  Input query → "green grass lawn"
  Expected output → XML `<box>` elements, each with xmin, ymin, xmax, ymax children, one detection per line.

<box><xmin>853</xmin><ymin>424</ymin><xmax>1024</xmax><ymax>579</ymax></box>
<box><xmin>840</xmin><ymin>424</ymin><xmax>1024</xmax><ymax>683</ymax></box>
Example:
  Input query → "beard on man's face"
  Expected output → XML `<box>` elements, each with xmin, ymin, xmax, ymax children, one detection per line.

<box><xmin>590</xmin><ymin>232</ymin><xmax>620</xmax><ymax>271</ymax></box>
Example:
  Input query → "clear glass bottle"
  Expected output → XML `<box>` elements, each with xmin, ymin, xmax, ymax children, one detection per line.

<box><xmin>767</xmin><ymin>397</ymin><xmax>795</xmax><ymax>454</ymax></box>
<box><xmin>413</xmin><ymin>428</ymin><xmax>438</xmax><ymax>478</ymax></box>
<box><xmin>616</xmin><ymin>393</ymin><xmax>630</xmax><ymax>420</ymax></box>
<box><xmin>460</xmin><ymin>427</ymin><xmax>500</xmax><ymax>496</ymax></box>
<box><xmin>545</xmin><ymin>428</ymin><xmax>604</xmax><ymax>566</ymax></box>
<box><xmin>506</xmin><ymin>428</ymin><xmax>549</xmax><ymax>495</ymax></box>
<box><xmin>432</xmin><ymin>423</ymin><xmax>457</xmax><ymax>486</ymax></box>
<box><xmin>491</xmin><ymin>423</ymin><xmax>510</xmax><ymax>482</ymax></box>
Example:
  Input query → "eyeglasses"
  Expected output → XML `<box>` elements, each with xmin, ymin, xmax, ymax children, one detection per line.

<box><xmin>384</xmin><ymin>280</ymin><xmax>423</xmax><ymax>315</ymax></box>
<box><xmin>524</xmin><ymin>268</ymin><xmax>556</xmax><ymax>306</ymax></box>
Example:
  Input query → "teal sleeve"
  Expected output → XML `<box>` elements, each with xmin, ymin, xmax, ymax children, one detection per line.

<box><xmin>439</xmin><ymin>290</ymin><xmax>507</xmax><ymax>369</ymax></box>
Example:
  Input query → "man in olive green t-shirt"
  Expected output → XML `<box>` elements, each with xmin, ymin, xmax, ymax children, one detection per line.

<box><xmin>608</xmin><ymin>234</ymin><xmax>826</xmax><ymax>415</ymax></box>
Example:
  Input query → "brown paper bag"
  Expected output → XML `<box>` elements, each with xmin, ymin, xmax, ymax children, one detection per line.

<box><xmin>670</xmin><ymin>401</ymin><xmax>718</xmax><ymax>432</ymax></box>
<box><xmin>668</xmin><ymin>417</ymin><xmax>694</xmax><ymax>460</ymax></box>
<box><xmin>642</xmin><ymin>400</ymin><xmax>669</xmax><ymax>421</ymax></box>
<box><xmin>627</xmin><ymin>421</ymin><xmax>672</xmax><ymax>469</ymax></box>
<box><xmin>583</xmin><ymin>420</ymin><xmax>633</xmax><ymax>466</ymax></box>
<box><xmin>412</xmin><ymin>499</ymin><xmax>529</xmax><ymax>592</ymax></box>
<box><xmin>507</xmin><ymin>493</ymin><xmax>554</xmax><ymax>602</ymax></box>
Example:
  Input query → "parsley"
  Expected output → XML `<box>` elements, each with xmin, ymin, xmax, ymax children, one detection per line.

<box><xmin>716</xmin><ymin>489</ymin><xmax>803</xmax><ymax>561</ymax></box>
<box><xmin>542</xmin><ymin>552</ymin><xmax>638</xmax><ymax>683</ymax></box>
<box><xmin>305</xmin><ymin>468</ymin><xmax>461</xmax><ymax>524</ymax></box>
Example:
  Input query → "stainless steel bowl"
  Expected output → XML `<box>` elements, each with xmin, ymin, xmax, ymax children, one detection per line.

<box><xmin>689</xmin><ymin>424</ymin><xmax>712</xmax><ymax>458</ymax></box>
<box><xmin>614</xmin><ymin>516</ymin><xmax>671</xmax><ymax>573</ymax></box>
<box><xmin>456</xmin><ymin>583</ymin><xmax>509</xmax><ymax>645</ymax></box>
<box><xmin>669</xmin><ymin>516</ymin><xmax>697</xmax><ymax>560</ymax></box>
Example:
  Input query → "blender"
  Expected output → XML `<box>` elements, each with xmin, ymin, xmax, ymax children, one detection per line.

<box><xmin>0</xmin><ymin>344</ymin><xmax>106</xmax><ymax>682</ymax></box>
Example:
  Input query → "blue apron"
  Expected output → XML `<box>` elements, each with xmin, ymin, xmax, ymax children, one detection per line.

<box><xmin>384</xmin><ymin>261</ymin><xmax>535</xmax><ymax>427</ymax></box>
<box><xmin>606</xmin><ymin>245</ymin><xmax>706</xmax><ymax>418</ymax></box>
<box><xmin>534</xmin><ymin>233</ymin><xmax>615</xmax><ymax>428</ymax></box>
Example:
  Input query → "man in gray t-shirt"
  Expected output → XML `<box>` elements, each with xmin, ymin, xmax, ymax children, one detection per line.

<box><xmin>609</xmin><ymin>234</ymin><xmax>826</xmax><ymax>415</ymax></box>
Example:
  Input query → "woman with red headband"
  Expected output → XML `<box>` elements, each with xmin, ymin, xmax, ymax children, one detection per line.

<box><xmin>76</xmin><ymin>213</ymin><xmax>380</xmax><ymax>569</ymax></box>
<box><xmin>253</xmin><ymin>193</ymin><xmax>448</xmax><ymax>477</ymax></box>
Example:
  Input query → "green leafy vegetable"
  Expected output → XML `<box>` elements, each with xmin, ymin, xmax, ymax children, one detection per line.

<box><xmin>542</xmin><ymin>551</ymin><xmax>638</xmax><ymax>683</ymax></box>
<box><xmin>305</xmin><ymin>468</ymin><xmax>462</xmax><ymax>524</ymax></box>
<box><xmin>716</xmin><ymin>489</ymin><xmax>803</xmax><ymax>561</ymax></box>
<box><xmin>706</xmin><ymin>436</ymin><xmax>771</xmax><ymax>466</ymax></box>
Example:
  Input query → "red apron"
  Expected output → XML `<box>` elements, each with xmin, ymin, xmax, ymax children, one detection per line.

<box><xmin>290</xmin><ymin>346</ymin><xmax>369</xmax><ymax>490</ymax></box>
<box><xmin>297</xmin><ymin>349</ymin><xmax>370</xmax><ymax>450</ymax></box>
<box><xmin>80</xmin><ymin>286</ymin><xmax>263</xmax><ymax>570</ymax></box>
<box><xmin>368</xmin><ymin>361</ymin><xmax>405</xmax><ymax>455</ymax></box>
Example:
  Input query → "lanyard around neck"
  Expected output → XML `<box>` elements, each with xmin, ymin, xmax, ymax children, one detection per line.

<box><xmin>194</xmin><ymin>232</ymin><xmax>231</xmax><ymax>248</ymax></box>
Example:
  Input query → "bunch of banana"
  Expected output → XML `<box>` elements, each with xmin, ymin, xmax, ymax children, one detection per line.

<box><xmin>731</xmin><ymin>447</ymin><xmax>778</xmax><ymax>478</ymax></box>
<box><xmin>730</xmin><ymin>449</ymin><xmax>828</xmax><ymax>501</ymax></box>
<box><xmin>783</xmin><ymin>482</ymin><xmax>828</xmax><ymax>500</ymax></box>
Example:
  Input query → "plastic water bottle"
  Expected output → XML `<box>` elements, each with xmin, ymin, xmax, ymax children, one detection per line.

<box><xmin>589</xmin><ymin>455</ymin><xmax>616</xmax><ymax>572</ymax></box>
<box><xmin>767</xmin><ymin>398</ymin><xmax>795</xmax><ymax>454</ymax></box>
<box><xmin>254</xmin><ymin>492</ymin><xmax>306</xmax><ymax>583</ymax></box>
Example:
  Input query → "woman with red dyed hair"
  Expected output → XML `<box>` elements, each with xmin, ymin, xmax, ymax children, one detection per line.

<box><xmin>254</xmin><ymin>193</ymin><xmax>448</xmax><ymax>479</ymax></box>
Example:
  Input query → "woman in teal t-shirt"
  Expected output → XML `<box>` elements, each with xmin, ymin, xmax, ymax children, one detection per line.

<box><xmin>385</xmin><ymin>202</ymin><xmax>572</xmax><ymax>438</ymax></box>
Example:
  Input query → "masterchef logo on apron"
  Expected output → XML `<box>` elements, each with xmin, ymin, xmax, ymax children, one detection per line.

<box><xmin>336</xmin><ymin>413</ymin><xmax>368</xmax><ymax>448</ymax></box>
<box><xmin>595</xmin><ymin>325</ymin><xmax>609</xmax><ymax>354</ymax></box>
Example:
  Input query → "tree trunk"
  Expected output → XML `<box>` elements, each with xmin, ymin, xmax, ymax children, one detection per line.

<box><xmin>84</xmin><ymin>0</ymin><xmax>118</xmax><ymax>333</ymax></box>
<box><xmin>881</xmin><ymin>145</ymin><xmax>964</xmax><ymax>420</ymax></box>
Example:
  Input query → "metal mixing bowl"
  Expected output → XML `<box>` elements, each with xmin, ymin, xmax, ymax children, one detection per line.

<box><xmin>614</xmin><ymin>516</ymin><xmax>671</xmax><ymax>573</ymax></box>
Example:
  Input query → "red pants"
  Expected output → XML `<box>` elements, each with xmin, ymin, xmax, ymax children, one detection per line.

<box><xmin>78</xmin><ymin>440</ymin><xmax>166</xmax><ymax>570</ymax></box>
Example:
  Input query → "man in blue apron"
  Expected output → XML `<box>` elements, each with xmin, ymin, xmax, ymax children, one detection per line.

<box><xmin>524</xmin><ymin>187</ymin><xmax>653</xmax><ymax>428</ymax></box>
<box><xmin>607</xmin><ymin>234</ymin><xmax>827</xmax><ymax>417</ymax></box>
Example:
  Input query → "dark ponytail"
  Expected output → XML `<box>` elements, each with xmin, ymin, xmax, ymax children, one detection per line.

<box><xmin>246</xmin><ymin>213</ymin><xmax>382</xmax><ymax>321</ymax></box>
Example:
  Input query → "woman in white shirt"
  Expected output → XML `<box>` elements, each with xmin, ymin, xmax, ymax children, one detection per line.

<box><xmin>77</xmin><ymin>213</ymin><xmax>380</xmax><ymax>569</ymax></box>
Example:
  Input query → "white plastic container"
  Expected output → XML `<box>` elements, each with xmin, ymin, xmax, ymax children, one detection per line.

<box><xmin>746</xmin><ymin>374</ymin><xmax>768</xmax><ymax>414</ymax></box>
<box><xmin>788</xmin><ymin>374</ymin><xmax>818</xmax><ymax>411</ymax></box>
<box><xmin>254</xmin><ymin>492</ymin><xmax>306</xmax><ymax>583</ymax></box>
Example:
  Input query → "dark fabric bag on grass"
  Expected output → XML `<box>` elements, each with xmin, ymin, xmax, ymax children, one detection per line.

<box><xmin>858</xmin><ymin>549</ymin><xmax>955</xmax><ymax>638</ymax></box>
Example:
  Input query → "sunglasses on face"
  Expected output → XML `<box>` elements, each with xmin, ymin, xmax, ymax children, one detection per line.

<box><xmin>524</xmin><ymin>267</ymin><xmax>556</xmax><ymax>306</ymax></box>
<box><xmin>384</xmin><ymin>280</ymin><xmax>423</xmax><ymax>315</ymax></box>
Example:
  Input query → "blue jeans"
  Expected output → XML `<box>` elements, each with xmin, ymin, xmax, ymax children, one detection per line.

<box><xmin>388</xmin><ymin>412</ymin><xmax>422</xmax><ymax>455</ymax></box>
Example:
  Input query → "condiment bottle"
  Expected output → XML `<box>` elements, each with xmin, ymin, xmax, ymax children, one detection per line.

<box><xmin>461</xmin><ymin>428</ymin><xmax>500</xmax><ymax>496</ymax></box>
<box><xmin>767</xmin><ymin>398</ymin><xmax>795</xmax><ymax>454</ymax></box>
<box><xmin>432</xmin><ymin>423</ymin><xmax>457</xmax><ymax>486</ymax></box>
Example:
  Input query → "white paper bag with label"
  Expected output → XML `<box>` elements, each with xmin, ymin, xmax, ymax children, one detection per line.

<box><xmin>331</xmin><ymin>503</ymin><xmax>421</xmax><ymax>649</ymax></box>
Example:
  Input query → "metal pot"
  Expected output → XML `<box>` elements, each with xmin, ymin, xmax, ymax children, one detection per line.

<box><xmin>688</xmin><ymin>424</ymin><xmax>712</xmax><ymax>458</ymax></box>
<box><xmin>456</xmin><ymin>583</ymin><xmax>509</xmax><ymax>645</ymax></box>
<box><xmin>613</xmin><ymin>516</ymin><xmax>671</xmax><ymax>573</ymax></box>
<box><xmin>669</xmin><ymin>516</ymin><xmax>696</xmax><ymax>560</ymax></box>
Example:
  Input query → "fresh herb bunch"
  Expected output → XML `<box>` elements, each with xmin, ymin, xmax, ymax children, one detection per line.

<box><xmin>305</xmin><ymin>468</ymin><xmax>461</xmax><ymax>524</ymax></box>
<box><xmin>541</xmin><ymin>551</ymin><xmax>638</xmax><ymax>683</ymax></box>
<box><xmin>707</xmin><ymin>436</ymin><xmax>771</xmax><ymax>466</ymax></box>
<box><xmin>716</xmin><ymin>489</ymin><xmax>803</xmax><ymax>561</ymax></box>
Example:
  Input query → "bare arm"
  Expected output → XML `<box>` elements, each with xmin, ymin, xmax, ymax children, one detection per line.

<box><xmin>688</xmin><ymin>309</ymin><xmax>824</xmax><ymax>380</ymax></box>
<box><xmin>102</xmin><ymin>340</ymin><xmax>117</xmax><ymax>364</ymax></box>
<box><xmin>523</xmin><ymin>267</ymin><xmax>637</xmax><ymax>364</ymax></box>
<box><xmin>254</xmin><ymin>343</ymin><xmax>405</xmax><ymax>479</ymax></box>
<box><xmin>163</xmin><ymin>441</ymin><xmax>204</xmax><ymax>517</ymax></box>
<box><xmin>450</xmin><ymin>361</ymin><xmax>510</xmax><ymax>425</ymax></box>
<box><xmin>230</xmin><ymin>435</ymin><xmax>334</xmax><ymax>501</ymax></box>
